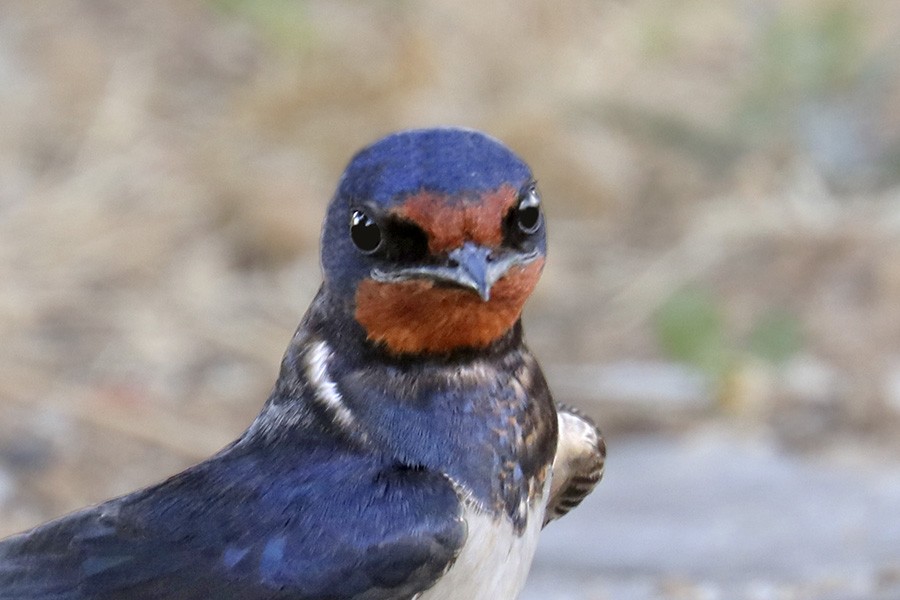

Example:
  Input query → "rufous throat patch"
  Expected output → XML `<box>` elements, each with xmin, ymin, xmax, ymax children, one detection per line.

<box><xmin>355</xmin><ymin>259</ymin><xmax>544</xmax><ymax>354</ymax></box>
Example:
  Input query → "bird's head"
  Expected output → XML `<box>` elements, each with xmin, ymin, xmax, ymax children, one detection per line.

<box><xmin>321</xmin><ymin>128</ymin><xmax>546</xmax><ymax>355</ymax></box>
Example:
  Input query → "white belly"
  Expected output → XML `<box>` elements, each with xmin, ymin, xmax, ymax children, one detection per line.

<box><xmin>418</xmin><ymin>500</ymin><xmax>545</xmax><ymax>600</ymax></box>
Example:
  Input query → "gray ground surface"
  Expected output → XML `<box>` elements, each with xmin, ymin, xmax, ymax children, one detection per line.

<box><xmin>524</xmin><ymin>427</ymin><xmax>900</xmax><ymax>599</ymax></box>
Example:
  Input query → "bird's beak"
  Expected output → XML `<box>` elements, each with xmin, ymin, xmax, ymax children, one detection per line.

<box><xmin>444</xmin><ymin>243</ymin><xmax>497</xmax><ymax>301</ymax></box>
<box><xmin>371</xmin><ymin>242</ymin><xmax>540</xmax><ymax>302</ymax></box>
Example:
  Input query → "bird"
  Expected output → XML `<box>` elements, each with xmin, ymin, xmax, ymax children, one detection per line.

<box><xmin>0</xmin><ymin>127</ymin><xmax>605</xmax><ymax>600</ymax></box>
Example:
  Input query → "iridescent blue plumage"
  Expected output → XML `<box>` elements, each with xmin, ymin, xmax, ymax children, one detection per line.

<box><xmin>336</xmin><ymin>128</ymin><xmax>532</xmax><ymax>206</ymax></box>
<box><xmin>0</xmin><ymin>438</ymin><xmax>465</xmax><ymax>599</ymax></box>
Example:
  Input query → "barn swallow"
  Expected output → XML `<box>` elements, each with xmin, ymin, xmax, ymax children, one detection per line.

<box><xmin>0</xmin><ymin>128</ymin><xmax>605</xmax><ymax>600</ymax></box>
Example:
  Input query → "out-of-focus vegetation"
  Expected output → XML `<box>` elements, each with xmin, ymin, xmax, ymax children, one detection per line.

<box><xmin>655</xmin><ymin>287</ymin><xmax>802</xmax><ymax>380</ymax></box>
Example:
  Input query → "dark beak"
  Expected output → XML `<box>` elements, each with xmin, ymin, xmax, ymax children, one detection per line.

<box><xmin>370</xmin><ymin>242</ymin><xmax>539</xmax><ymax>302</ymax></box>
<box><xmin>446</xmin><ymin>243</ymin><xmax>494</xmax><ymax>301</ymax></box>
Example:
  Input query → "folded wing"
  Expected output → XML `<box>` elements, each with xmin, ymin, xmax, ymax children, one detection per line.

<box><xmin>544</xmin><ymin>405</ymin><xmax>605</xmax><ymax>526</ymax></box>
<box><xmin>0</xmin><ymin>447</ymin><xmax>465</xmax><ymax>600</ymax></box>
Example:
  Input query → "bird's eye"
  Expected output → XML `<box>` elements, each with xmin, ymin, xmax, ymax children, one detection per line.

<box><xmin>516</xmin><ymin>188</ymin><xmax>542</xmax><ymax>234</ymax></box>
<box><xmin>350</xmin><ymin>210</ymin><xmax>382</xmax><ymax>253</ymax></box>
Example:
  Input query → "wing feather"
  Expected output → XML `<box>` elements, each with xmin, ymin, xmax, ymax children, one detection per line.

<box><xmin>0</xmin><ymin>448</ymin><xmax>465</xmax><ymax>600</ymax></box>
<box><xmin>544</xmin><ymin>404</ymin><xmax>605</xmax><ymax>526</ymax></box>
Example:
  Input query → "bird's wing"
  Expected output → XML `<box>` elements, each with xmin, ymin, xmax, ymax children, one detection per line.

<box><xmin>0</xmin><ymin>448</ymin><xmax>466</xmax><ymax>600</ymax></box>
<box><xmin>544</xmin><ymin>404</ymin><xmax>605</xmax><ymax>526</ymax></box>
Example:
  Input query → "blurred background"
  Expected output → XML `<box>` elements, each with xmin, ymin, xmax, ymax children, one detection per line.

<box><xmin>1</xmin><ymin>1</ymin><xmax>899</xmax><ymax>598</ymax></box>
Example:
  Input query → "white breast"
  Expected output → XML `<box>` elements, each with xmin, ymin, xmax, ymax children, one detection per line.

<box><xmin>418</xmin><ymin>498</ymin><xmax>545</xmax><ymax>600</ymax></box>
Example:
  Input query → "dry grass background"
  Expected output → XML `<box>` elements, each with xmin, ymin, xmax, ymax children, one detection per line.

<box><xmin>1</xmin><ymin>0</ymin><xmax>900</xmax><ymax>594</ymax></box>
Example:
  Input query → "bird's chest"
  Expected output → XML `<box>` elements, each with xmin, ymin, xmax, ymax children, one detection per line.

<box><xmin>417</xmin><ymin>495</ymin><xmax>546</xmax><ymax>600</ymax></box>
<box><xmin>378</xmin><ymin>377</ymin><xmax>555</xmax><ymax>526</ymax></box>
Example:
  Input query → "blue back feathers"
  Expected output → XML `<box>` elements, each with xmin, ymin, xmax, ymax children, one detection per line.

<box><xmin>0</xmin><ymin>444</ymin><xmax>465</xmax><ymax>599</ymax></box>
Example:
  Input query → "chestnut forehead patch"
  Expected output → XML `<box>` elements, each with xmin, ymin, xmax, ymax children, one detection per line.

<box><xmin>391</xmin><ymin>185</ymin><xmax>519</xmax><ymax>254</ymax></box>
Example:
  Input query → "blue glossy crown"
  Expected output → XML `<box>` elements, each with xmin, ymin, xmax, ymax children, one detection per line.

<box><xmin>337</xmin><ymin>128</ymin><xmax>532</xmax><ymax>205</ymax></box>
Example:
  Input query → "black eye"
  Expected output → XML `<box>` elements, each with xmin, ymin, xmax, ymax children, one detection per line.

<box><xmin>350</xmin><ymin>210</ymin><xmax>382</xmax><ymax>253</ymax></box>
<box><xmin>516</xmin><ymin>188</ymin><xmax>542</xmax><ymax>234</ymax></box>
